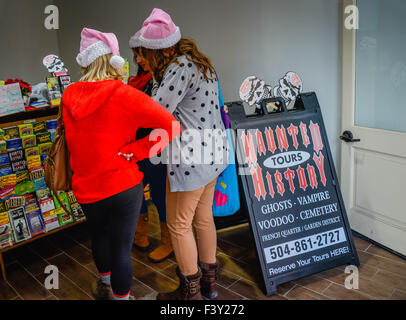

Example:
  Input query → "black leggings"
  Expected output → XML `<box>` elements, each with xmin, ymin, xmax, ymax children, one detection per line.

<box><xmin>80</xmin><ymin>183</ymin><xmax>143</xmax><ymax>296</ymax></box>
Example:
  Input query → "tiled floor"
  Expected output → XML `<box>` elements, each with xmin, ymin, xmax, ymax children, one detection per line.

<box><xmin>1</xmin><ymin>205</ymin><xmax>405</xmax><ymax>300</ymax></box>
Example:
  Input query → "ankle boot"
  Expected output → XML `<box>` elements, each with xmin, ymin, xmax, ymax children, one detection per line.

<box><xmin>148</xmin><ymin>222</ymin><xmax>173</xmax><ymax>263</ymax></box>
<box><xmin>199</xmin><ymin>261</ymin><xmax>218</xmax><ymax>299</ymax></box>
<box><xmin>157</xmin><ymin>267</ymin><xmax>203</xmax><ymax>300</ymax></box>
<box><xmin>133</xmin><ymin>213</ymin><xmax>150</xmax><ymax>251</ymax></box>
<box><xmin>91</xmin><ymin>279</ymin><xmax>113</xmax><ymax>300</ymax></box>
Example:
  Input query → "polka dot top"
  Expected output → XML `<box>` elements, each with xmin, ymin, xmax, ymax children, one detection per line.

<box><xmin>152</xmin><ymin>55</ymin><xmax>229</xmax><ymax>192</ymax></box>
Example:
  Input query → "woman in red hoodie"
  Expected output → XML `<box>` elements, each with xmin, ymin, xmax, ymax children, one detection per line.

<box><xmin>62</xmin><ymin>28</ymin><xmax>180</xmax><ymax>300</ymax></box>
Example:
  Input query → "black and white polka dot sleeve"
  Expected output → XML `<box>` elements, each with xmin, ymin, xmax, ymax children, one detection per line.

<box><xmin>153</xmin><ymin>62</ymin><xmax>192</xmax><ymax>114</ymax></box>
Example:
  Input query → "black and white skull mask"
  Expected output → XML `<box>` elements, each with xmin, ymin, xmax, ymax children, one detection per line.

<box><xmin>239</xmin><ymin>76</ymin><xmax>267</xmax><ymax>106</ymax></box>
<box><xmin>43</xmin><ymin>54</ymin><xmax>67</xmax><ymax>73</ymax></box>
<box><xmin>274</xmin><ymin>72</ymin><xmax>303</xmax><ymax>103</ymax></box>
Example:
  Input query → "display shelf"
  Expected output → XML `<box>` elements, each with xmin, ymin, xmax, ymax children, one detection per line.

<box><xmin>0</xmin><ymin>218</ymin><xmax>85</xmax><ymax>254</ymax></box>
<box><xmin>0</xmin><ymin>106</ymin><xmax>59</xmax><ymax>126</ymax></box>
<box><xmin>0</xmin><ymin>218</ymin><xmax>86</xmax><ymax>280</ymax></box>
<box><xmin>0</xmin><ymin>106</ymin><xmax>81</xmax><ymax>281</ymax></box>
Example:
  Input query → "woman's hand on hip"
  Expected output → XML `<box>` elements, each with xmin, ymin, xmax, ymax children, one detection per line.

<box><xmin>118</xmin><ymin>152</ymin><xmax>134</xmax><ymax>161</ymax></box>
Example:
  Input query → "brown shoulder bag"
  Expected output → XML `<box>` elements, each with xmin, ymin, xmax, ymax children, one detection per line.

<box><xmin>44</xmin><ymin>104</ymin><xmax>74</xmax><ymax>216</ymax></box>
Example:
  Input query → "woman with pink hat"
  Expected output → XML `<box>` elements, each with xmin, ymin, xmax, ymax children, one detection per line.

<box><xmin>62</xmin><ymin>27</ymin><xmax>180</xmax><ymax>300</ymax></box>
<box><xmin>129</xmin><ymin>8</ymin><xmax>229</xmax><ymax>300</ymax></box>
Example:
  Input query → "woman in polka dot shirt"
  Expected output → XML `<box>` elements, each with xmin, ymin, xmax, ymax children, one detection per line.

<box><xmin>129</xmin><ymin>8</ymin><xmax>228</xmax><ymax>300</ymax></box>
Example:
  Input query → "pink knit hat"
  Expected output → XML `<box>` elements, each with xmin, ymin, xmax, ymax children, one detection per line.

<box><xmin>129</xmin><ymin>8</ymin><xmax>181</xmax><ymax>49</ymax></box>
<box><xmin>76</xmin><ymin>28</ymin><xmax>125</xmax><ymax>69</ymax></box>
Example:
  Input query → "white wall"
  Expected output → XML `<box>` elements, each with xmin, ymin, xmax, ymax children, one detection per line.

<box><xmin>0</xmin><ymin>0</ymin><xmax>60</xmax><ymax>84</ymax></box>
<box><xmin>0</xmin><ymin>0</ymin><xmax>343</xmax><ymax>170</ymax></box>
<box><xmin>55</xmin><ymin>0</ymin><xmax>342</xmax><ymax>169</ymax></box>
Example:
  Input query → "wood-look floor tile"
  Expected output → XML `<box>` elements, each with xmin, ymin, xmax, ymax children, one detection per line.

<box><xmin>47</xmin><ymin>253</ymin><xmax>98</xmax><ymax>295</ymax></box>
<box><xmin>76</xmin><ymin>237</ymin><xmax>92</xmax><ymax>251</ymax></box>
<box><xmin>216</xmin><ymin>253</ymin><xmax>262</xmax><ymax>284</ymax></box>
<box><xmin>2</xmin><ymin>248</ymin><xmax>21</xmax><ymax>266</ymax></box>
<box><xmin>215</xmin><ymin>284</ymin><xmax>245</xmax><ymax>300</ymax></box>
<box><xmin>357</xmin><ymin>251</ymin><xmax>406</xmax><ymax>277</ymax></box>
<box><xmin>391</xmin><ymin>289</ymin><xmax>406</xmax><ymax>300</ymax></box>
<box><xmin>352</xmin><ymin>236</ymin><xmax>372</xmax><ymax>251</ymax></box>
<box><xmin>335</xmin><ymin>263</ymin><xmax>379</xmax><ymax>279</ymax></box>
<box><xmin>228</xmin><ymin>278</ymin><xmax>288</xmax><ymax>300</ymax></box>
<box><xmin>65</xmin><ymin>225</ymin><xmax>92</xmax><ymax>250</ymax></box>
<box><xmin>5</xmin><ymin>262</ymin><xmax>51</xmax><ymax>300</ymax></box>
<box><xmin>292</xmin><ymin>274</ymin><xmax>331</xmax><ymax>293</ymax></box>
<box><xmin>372</xmin><ymin>270</ymin><xmax>406</xmax><ymax>291</ymax></box>
<box><xmin>159</xmin><ymin>262</ymin><xmax>176</xmax><ymax>279</ymax></box>
<box><xmin>276</xmin><ymin>281</ymin><xmax>297</xmax><ymax>295</ymax></box>
<box><xmin>322</xmin><ymin>283</ymin><xmax>372</xmax><ymax>300</ymax></box>
<box><xmin>0</xmin><ymin>279</ymin><xmax>18</xmax><ymax>299</ymax></box>
<box><xmin>64</xmin><ymin>222</ymin><xmax>88</xmax><ymax>238</ymax></box>
<box><xmin>286</xmin><ymin>285</ymin><xmax>331</xmax><ymax>300</ymax></box>
<box><xmin>317</xmin><ymin>267</ymin><xmax>393</xmax><ymax>299</ymax></box>
<box><xmin>17</xmin><ymin>247</ymin><xmax>50</xmax><ymax>277</ymax></box>
<box><xmin>130</xmin><ymin>277</ymin><xmax>155</xmax><ymax>299</ymax></box>
<box><xmin>131</xmin><ymin>258</ymin><xmax>178</xmax><ymax>293</ymax></box>
<box><xmin>365</xmin><ymin>245</ymin><xmax>406</xmax><ymax>264</ymax></box>
<box><xmin>29</xmin><ymin>237</ymin><xmax>62</xmax><ymax>260</ymax></box>
<box><xmin>217</xmin><ymin>224</ymin><xmax>252</xmax><ymax>249</ymax></box>
<box><xmin>238</xmin><ymin>249</ymin><xmax>257</xmax><ymax>264</ymax></box>
<box><xmin>83</xmin><ymin>261</ymin><xmax>98</xmax><ymax>276</ymax></box>
<box><xmin>131</xmin><ymin>241</ymin><xmax>175</xmax><ymax>271</ymax></box>
<box><xmin>217</xmin><ymin>239</ymin><xmax>248</xmax><ymax>260</ymax></box>
<box><xmin>50</xmin><ymin>234</ymin><xmax>93</xmax><ymax>266</ymax></box>
<box><xmin>217</xmin><ymin>268</ymin><xmax>242</xmax><ymax>288</ymax></box>
<box><xmin>36</xmin><ymin>272</ymin><xmax>92</xmax><ymax>300</ymax></box>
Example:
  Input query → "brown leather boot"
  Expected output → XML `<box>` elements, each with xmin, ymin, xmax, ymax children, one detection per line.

<box><xmin>148</xmin><ymin>222</ymin><xmax>173</xmax><ymax>263</ymax></box>
<box><xmin>199</xmin><ymin>261</ymin><xmax>218</xmax><ymax>299</ymax></box>
<box><xmin>91</xmin><ymin>279</ymin><xmax>113</xmax><ymax>300</ymax></box>
<box><xmin>133</xmin><ymin>212</ymin><xmax>150</xmax><ymax>251</ymax></box>
<box><xmin>157</xmin><ymin>267</ymin><xmax>203</xmax><ymax>300</ymax></box>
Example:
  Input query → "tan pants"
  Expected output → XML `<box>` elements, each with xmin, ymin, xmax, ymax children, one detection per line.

<box><xmin>166</xmin><ymin>176</ymin><xmax>218</xmax><ymax>276</ymax></box>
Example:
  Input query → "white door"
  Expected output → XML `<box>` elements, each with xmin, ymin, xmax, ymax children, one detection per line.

<box><xmin>341</xmin><ymin>0</ymin><xmax>406</xmax><ymax>256</ymax></box>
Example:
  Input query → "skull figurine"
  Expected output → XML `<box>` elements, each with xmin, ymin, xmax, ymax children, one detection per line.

<box><xmin>273</xmin><ymin>72</ymin><xmax>303</xmax><ymax>104</ymax></box>
<box><xmin>43</xmin><ymin>54</ymin><xmax>68</xmax><ymax>74</ymax></box>
<box><xmin>239</xmin><ymin>76</ymin><xmax>271</xmax><ymax>106</ymax></box>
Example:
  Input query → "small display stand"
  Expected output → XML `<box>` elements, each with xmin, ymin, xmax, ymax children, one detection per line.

<box><xmin>227</xmin><ymin>93</ymin><xmax>359</xmax><ymax>295</ymax></box>
<box><xmin>0</xmin><ymin>106</ymin><xmax>86</xmax><ymax>281</ymax></box>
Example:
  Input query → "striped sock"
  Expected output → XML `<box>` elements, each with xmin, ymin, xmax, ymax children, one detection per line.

<box><xmin>99</xmin><ymin>272</ymin><xmax>111</xmax><ymax>286</ymax></box>
<box><xmin>112</xmin><ymin>290</ymin><xmax>130</xmax><ymax>300</ymax></box>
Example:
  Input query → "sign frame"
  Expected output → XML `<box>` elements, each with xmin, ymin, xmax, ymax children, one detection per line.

<box><xmin>227</xmin><ymin>92</ymin><xmax>360</xmax><ymax>295</ymax></box>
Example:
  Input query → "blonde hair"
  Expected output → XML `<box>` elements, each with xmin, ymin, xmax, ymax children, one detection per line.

<box><xmin>80</xmin><ymin>54</ymin><xmax>124</xmax><ymax>82</ymax></box>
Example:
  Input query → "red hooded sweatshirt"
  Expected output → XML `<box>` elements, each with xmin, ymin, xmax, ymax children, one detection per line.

<box><xmin>62</xmin><ymin>80</ymin><xmax>180</xmax><ymax>204</ymax></box>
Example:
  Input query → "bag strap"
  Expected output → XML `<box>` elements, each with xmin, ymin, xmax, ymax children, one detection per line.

<box><xmin>57</xmin><ymin>102</ymin><xmax>64</xmax><ymax>127</ymax></box>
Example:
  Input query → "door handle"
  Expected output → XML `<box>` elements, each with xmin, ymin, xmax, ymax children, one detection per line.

<box><xmin>340</xmin><ymin>130</ymin><xmax>361</xmax><ymax>143</ymax></box>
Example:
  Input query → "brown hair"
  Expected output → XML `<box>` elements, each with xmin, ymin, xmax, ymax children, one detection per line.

<box><xmin>135</xmin><ymin>38</ymin><xmax>215</xmax><ymax>83</ymax></box>
<box><xmin>80</xmin><ymin>54</ymin><xmax>124</xmax><ymax>82</ymax></box>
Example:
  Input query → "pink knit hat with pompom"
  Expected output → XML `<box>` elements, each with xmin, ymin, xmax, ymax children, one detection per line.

<box><xmin>129</xmin><ymin>8</ymin><xmax>181</xmax><ymax>49</ymax></box>
<box><xmin>77</xmin><ymin>28</ymin><xmax>125</xmax><ymax>69</ymax></box>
